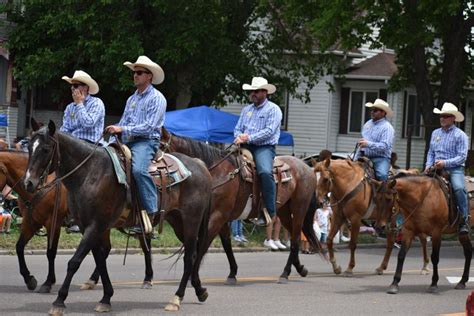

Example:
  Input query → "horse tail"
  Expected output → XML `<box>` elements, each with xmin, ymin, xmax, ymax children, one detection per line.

<box><xmin>302</xmin><ymin>193</ymin><xmax>327</xmax><ymax>261</ymax></box>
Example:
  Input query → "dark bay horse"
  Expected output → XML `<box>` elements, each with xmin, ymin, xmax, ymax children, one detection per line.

<box><xmin>314</xmin><ymin>158</ymin><xmax>430</xmax><ymax>276</ymax></box>
<box><xmin>376</xmin><ymin>174</ymin><xmax>472</xmax><ymax>294</ymax></box>
<box><xmin>24</xmin><ymin>121</ymin><xmax>212</xmax><ymax>315</ymax></box>
<box><xmin>0</xmin><ymin>150</ymin><xmax>68</xmax><ymax>293</ymax></box>
<box><xmin>160</xmin><ymin>128</ymin><xmax>321</xmax><ymax>286</ymax></box>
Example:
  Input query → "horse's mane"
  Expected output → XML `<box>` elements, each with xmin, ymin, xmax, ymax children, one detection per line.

<box><xmin>171</xmin><ymin>133</ymin><xmax>229</xmax><ymax>167</ymax></box>
<box><xmin>393</xmin><ymin>172</ymin><xmax>429</xmax><ymax>180</ymax></box>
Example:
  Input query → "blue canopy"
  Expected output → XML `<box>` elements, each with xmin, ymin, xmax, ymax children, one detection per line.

<box><xmin>0</xmin><ymin>114</ymin><xmax>8</xmax><ymax>127</ymax></box>
<box><xmin>164</xmin><ymin>105</ymin><xmax>294</xmax><ymax>146</ymax></box>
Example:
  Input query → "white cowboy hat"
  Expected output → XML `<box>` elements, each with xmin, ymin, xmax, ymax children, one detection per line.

<box><xmin>242</xmin><ymin>77</ymin><xmax>276</xmax><ymax>94</ymax></box>
<box><xmin>433</xmin><ymin>102</ymin><xmax>464</xmax><ymax>122</ymax></box>
<box><xmin>62</xmin><ymin>70</ymin><xmax>99</xmax><ymax>95</ymax></box>
<box><xmin>123</xmin><ymin>55</ymin><xmax>164</xmax><ymax>85</ymax></box>
<box><xmin>365</xmin><ymin>98</ymin><xmax>393</xmax><ymax>118</ymax></box>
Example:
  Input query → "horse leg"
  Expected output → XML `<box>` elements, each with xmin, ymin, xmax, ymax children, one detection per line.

<box><xmin>277</xmin><ymin>210</ymin><xmax>297</xmax><ymax>284</ymax></box>
<box><xmin>16</xmin><ymin>223</ymin><xmax>40</xmax><ymax>291</ymax></box>
<box><xmin>327</xmin><ymin>213</ymin><xmax>344</xmax><ymax>275</ymax></box>
<box><xmin>427</xmin><ymin>233</ymin><xmax>442</xmax><ymax>293</ymax></box>
<box><xmin>419</xmin><ymin>234</ymin><xmax>430</xmax><ymax>275</ymax></box>
<box><xmin>138</xmin><ymin>234</ymin><xmax>154</xmax><ymax>289</ymax></box>
<box><xmin>81</xmin><ymin>230</ymin><xmax>112</xmax><ymax>290</ymax></box>
<box><xmin>38</xmin><ymin>224</ymin><xmax>62</xmax><ymax>293</ymax></box>
<box><xmin>344</xmin><ymin>220</ymin><xmax>361</xmax><ymax>277</ymax></box>
<box><xmin>454</xmin><ymin>233</ymin><xmax>472</xmax><ymax>290</ymax></box>
<box><xmin>90</xmin><ymin>235</ymin><xmax>114</xmax><ymax>313</ymax></box>
<box><xmin>219</xmin><ymin>224</ymin><xmax>239</xmax><ymax>285</ymax></box>
<box><xmin>49</xmin><ymin>229</ymin><xmax>95</xmax><ymax>315</ymax></box>
<box><xmin>387</xmin><ymin>230</ymin><xmax>414</xmax><ymax>294</ymax></box>
<box><xmin>375</xmin><ymin>224</ymin><xmax>396</xmax><ymax>275</ymax></box>
<box><xmin>165</xmin><ymin>233</ymin><xmax>198</xmax><ymax>312</ymax></box>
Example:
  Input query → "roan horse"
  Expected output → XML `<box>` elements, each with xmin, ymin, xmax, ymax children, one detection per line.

<box><xmin>23</xmin><ymin>121</ymin><xmax>213</xmax><ymax>315</ymax></box>
<box><xmin>160</xmin><ymin>128</ymin><xmax>322</xmax><ymax>286</ymax></box>
<box><xmin>0</xmin><ymin>150</ymin><xmax>68</xmax><ymax>293</ymax></box>
<box><xmin>375</xmin><ymin>174</ymin><xmax>472</xmax><ymax>294</ymax></box>
<box><xmin>314</xmin><ymin>158</ymin><xmax>430</xmax><ymax>276</ymax></box>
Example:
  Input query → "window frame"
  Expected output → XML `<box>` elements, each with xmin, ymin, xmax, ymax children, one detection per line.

<box><xmin>347</xmin><ymin>90</ymin><xmax>379</xmax><ymax>134</ymax></box>
<box><xmin>403</xmin><ymin>93</ymin><xmax>424</xmax><ymax>139</ymax></box>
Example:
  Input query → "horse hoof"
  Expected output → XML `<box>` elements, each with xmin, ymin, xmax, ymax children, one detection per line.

<box><xmin>386</xmin><ymin>285</ymin><xmax>399</xmax><ymax>294</ymax></box>
<box><xmin>334</xmin><ymin>267</ymin><xmax>342</xmax><ymax>275</ymax></box>
<box><xmin>427</xmin><ymin>285</ymin><xmax>438</xmax><ymax>293</ymax></box>
<box><xmin>420</xmin><ymin>269</ymin><xmax>430</xmax><ymax>276</ymax></box>
<box><xmin>38</xmin><ymin>284</ymin><xmax>52</xmax><ymax>294</ymax></box>
<box><xmin>225</xmin><ymin>277</ymin><xmax>237</xmax><ymax>285</ymax></box>
<box><xmin>141</xmin><ymin>281</ymin><xmax>153</xmax><ymax>289</ymax></box>
<box><xmin>48</xmin><ymin>306</ymin><xmax>65</xmax><ymax>316</ymax></box>
<box><xmin>164</xmin><ymin>295</ymin><xmax>181</xmax><ymax>312</ymax></box>
<box><xmin>197</xmin><ymin>289</ymin><xmax>208</xmax><ymax>302</ymax></box>
<box><xmin>455</xmin><ymin>282</ymin><xmax>466</xmax><ymax>290</ymax></box>
<box><xmin>298</xmin><ymin>266</ymin><xmax>308</xmax><ymax>278</ymax></box>
<box><xmin>94</xmin><ymin>303</ymin><xmax>112</xmax><ymax>313</ymax></box>
<box><xmin>80</xmin><ymin>279</ymin><xmax>96</xmax><ymax>290</ymax></box>
<box><xmin>343</xmin><ymin>270</ymin><xmax>353</xmax><ymax>277</ymax></box>
<box><xmin>375</xmin><ymin>268</ymin><xmax>384</xmax><ymax>275</ymax></box>
<box><xmin>26</xmin><ymin>276</ymin><xmax>37</xmax><ymax>291</ymax></box>
<box><xmin>278</xmin><ymin>277</ymin><xmax>288</xmax><ymax>284</ymax></box>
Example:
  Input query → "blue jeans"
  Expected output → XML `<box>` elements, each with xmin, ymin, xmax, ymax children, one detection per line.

<box><xmin>446</xmin><ymin>166</ymin><xmax>468</xmax><ymax>220</ymax></box>
<box><xmin>245</xmin><ymin>144</ymin><xmax>276</xmax><ymax>217</ymax></box>
<box><xmin>231</xmin><ymin>220</ymin><xmax>243</xmax><ymax>237</ymax></box>
<box><xmin>371</xmin><ymin>157</ymin><xmax>391</xmax><ymax>181</ymax></box>
<box><xmin>127</xmin><ymin>139</ymin><xmax>159</xmax><ymax>215</ymax></box>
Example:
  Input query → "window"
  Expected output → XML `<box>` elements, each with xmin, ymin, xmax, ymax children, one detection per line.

<box><xmin>348</xmin><ymin>91</ymin><xmax>378</xmax><ymax>133</ymax></box>
<box><xmin>404</xmin><ymin>94</ymin><xmax>423</xmax><ymax>138</ymax></box>
<box><xmin>272</xmin><ymin>88</ymin><xmax>289</xmax><ymax>130</ymax></box>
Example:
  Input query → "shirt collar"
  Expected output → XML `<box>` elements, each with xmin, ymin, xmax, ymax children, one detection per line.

<box><xmin>371</xmin><ymin>117</ymin><xmax>386</xmax><ymax>125</ymax></box>
<box><xmin>135</xmin><ymin>84</ymin><xmax>153</xmax><ymax>97</ymax></box>
<box><xmin>442</xmin><ymin>124</ymin><xmax>456</xmax><ymax>133</ymax></box>
<box><xmin>253</xmin><ymin>98</ymin><xmax>268</xmax><ymax>109</ymax></box>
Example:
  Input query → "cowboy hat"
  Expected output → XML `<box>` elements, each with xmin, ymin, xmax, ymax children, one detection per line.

<box><xmin>123</xmin><ymin>55</ymin><xmax>164</xmax><ymax>85</ymax></box>
<box><xmin>433</xmin><ymin>102</ymin><xmax>464</xmax><ymax>122</ymax></box>
<box><xmin>62</xmin><ymin>70</ymin><xmax>99</xmax><ymax>95</ymax></box>
<box><xmin>365</xmin><ymin>98</ymin><xmax>393</xmax><ymax>118</ymax></box>
<box><xmin>242</xmin><ymin>77</ymin><xmax>276</xmax><ymax>94</ymax></box>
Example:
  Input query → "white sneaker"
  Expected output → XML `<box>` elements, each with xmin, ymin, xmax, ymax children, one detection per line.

<box><xmin>273</xmin><ymin>239</ymin><xmax>287</xmax><ymax>250</ymax></box>
<box><xmin>341</xmin><ymin>235</ymin><xmax>350</xmax><ymax>242</ymax></box>
<box><xmin>233</xmin><ymin>236</ymin><xmax>242</xmax><ymax>242</ymax></box>
<box><xmin>283</xmin><ymin>240</ymin><xmax>291</xmax><ymax>248</ymax></box>
<box><xmin>263</xmin><ymin>239</ymin><xmax>279</xmax><ymax>250</ymax></box>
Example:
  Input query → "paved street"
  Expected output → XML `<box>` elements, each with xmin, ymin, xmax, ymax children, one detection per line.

<box><xmin>0</xmin><ymin>244</ymin><xmax>471</xmax><ymax>315</ymax></box>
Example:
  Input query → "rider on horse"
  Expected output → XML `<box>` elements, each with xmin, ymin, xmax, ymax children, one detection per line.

<box><xmin>105</xmin><ymin>55</ymin><xmax>167</xmax><ymax>233</ymax></box>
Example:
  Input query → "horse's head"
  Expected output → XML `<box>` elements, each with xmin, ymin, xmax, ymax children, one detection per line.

<box><xmin>24</xmin><ymin>119</ymin><xmax>58</xmax><ymax>193</ymax></box>
<box><xmin>373</xmin><ymin>179</ymin><xmax>398</xmax><ymax>228</ymax></box>
<box><xmin>313</xmin><ymin>158</ymin><xmax>332</xmax><ymax>205</ymax></box>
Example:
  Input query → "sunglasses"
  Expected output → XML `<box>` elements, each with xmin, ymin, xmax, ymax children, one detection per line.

<box><xmin>133</xmin><ymin>70</ymin><xmax>151</xmax><ymax>76</ymax></box>
<box><xmin>71</xmin><ymin>83</ymin><xmax>86</xmax><ymax>89</ymax></box>
<box><xmin>440</xmin><ymin>115</ymin><xmax>454</xmax><ymax>119</ymax></box>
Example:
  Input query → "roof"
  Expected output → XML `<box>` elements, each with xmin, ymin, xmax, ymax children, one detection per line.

<box><xmin>345</xmin><ymin>52</ymin><xmax>397</xmax><ymax>79</ymax></box>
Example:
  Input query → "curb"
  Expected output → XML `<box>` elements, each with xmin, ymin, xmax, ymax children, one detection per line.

<box><xmin>0</xmin><ymin>240</ymin><xmax>462</xmax><ymax>256</ymax></box>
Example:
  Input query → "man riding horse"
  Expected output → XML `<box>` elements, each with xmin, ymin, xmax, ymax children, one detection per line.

<box><xmin>105</xmin><ymin>55</ymin><xmax>167</xmax><ymax>233</ymax></box>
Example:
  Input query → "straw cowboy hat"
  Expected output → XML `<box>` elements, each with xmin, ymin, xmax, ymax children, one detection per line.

<box><xmin>123</xmin><ymin>55</ymin><xmax>164</xmax><ymax>85</ymax></box>
<box><xmin>242</xmin><ymin>77</ymin><xmax>276</xmax><ymax>94</ymax></box>
<box><xmin>62</xmin><ymin>70</ymin><xmax>99</xmax><ymax>95</ymax></box>
<box><xmin>433</xmin><ymin>102</ymin><xmax>464</xmax><ymax>122</ymax></box>
<box><xmin>365</xmin><ymin>98</ymin><xmax>393</xmax><ymax>118</ymax></box>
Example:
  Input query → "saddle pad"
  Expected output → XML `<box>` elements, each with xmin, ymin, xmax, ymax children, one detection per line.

<box><xmin>104</xmin><ymin>146</ymin><xmax>128</xmax><ymax>187</ymax></box>
<box><xmin>151</xmin><ymin>153</ymin><xmax>192</xmax><ymax>189</ymax></box>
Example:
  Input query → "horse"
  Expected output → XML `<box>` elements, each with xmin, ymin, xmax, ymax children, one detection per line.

<box><xmin>314</xmin><ymin>158</ymin><xmax>430</xmax><ymax>276</ymax></box>
<box><xmin>0</xmin><ymin>150</ymin><xmax>68</xmax><ymax>293</ymax></box>
<box><xmin>375</xmin><ymin>174</ymin><xmax>472</xmax><ymax>294</ymax></box>
<box><xmin>23</xmin><ymin>120</ymin><xmax>213</xmax><ymax>315</ymax></box>
<box><xmin>160</xmin><ymin>128</ymin><xmax>322</xmax><ymax>286</ymax></box>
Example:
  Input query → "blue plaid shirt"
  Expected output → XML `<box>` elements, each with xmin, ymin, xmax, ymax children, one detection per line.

<box><xmin>234</xmin><ymin>99</ymin><xmax>282</xmax><ymax>146</ymax></box>
<box><xmin>118</xmin><ymin>85</ymin><xmax>167</xmax><ymax>143</ymax></box>
<box><xmin>357</xmin><ymin>118</ymin><xmax>394</xmax><ymax>159</ymax></box>
<box><xmin>426</xmin><ymin>125</ymin><xmax>468</xmax><ymax>169</ymax></box>
<box><xmin>60</xmin><ymin>94</ymin><xmax>105</xmax><ymax>143</ymax></box>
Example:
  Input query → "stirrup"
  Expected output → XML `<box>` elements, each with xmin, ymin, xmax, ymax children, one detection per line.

<box><xmin>141</xmin><ymin>210</ymin><xmax>153</xmax><ymax>234</ymax></box>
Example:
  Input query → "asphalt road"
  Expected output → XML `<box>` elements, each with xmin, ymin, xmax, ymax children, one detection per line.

<box><xmin>0</xmin><ymin>244</ymin><xmax>472</xmax><ymax>315</ymax></box>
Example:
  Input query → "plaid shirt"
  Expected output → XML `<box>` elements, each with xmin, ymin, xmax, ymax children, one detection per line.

<box><xmin>60</xmin><ymin>94</ymin><xmax>105</xmax><ymax>143</ymax></box>
<box><xmin>234</xmin><ymin>99</ymin><xmax>282</xmax><ymax>146</ymax></box>
<box><xmin>426</xmin><ymin>125</ymin><xmax>468</xmax><ymax>169</ymax></box>
<box><xmin>358</xmin><ymin>118</ymin><xmax>394</xmax><ymax>159</ymax></box>
<box><xmin>118</xmin><ymin>85</ymin><xmax>167</xmax><ymax>143</ymax></box>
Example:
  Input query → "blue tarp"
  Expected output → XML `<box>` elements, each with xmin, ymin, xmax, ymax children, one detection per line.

<box><xmin>0</xmin><ymin>114</ymin><xmax>8</xmax><ymax>127</ymax></box>
<box><xmin>164</xmin><ymin>105</ymin><xmax>294</xmax><ymax>146</ymax></box>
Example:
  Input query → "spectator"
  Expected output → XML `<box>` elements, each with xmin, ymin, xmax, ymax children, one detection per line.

<box><xmin>231</xmin><ymin>219</ymin><xmax>248</xmax><ymax>243</ymax></box>
<box><xmin>0</xmin><ymin>206</ymin><xmax>12</xmax><ymax>234</ymax></box>
<box><xmin>316</xmin><ymin>203</ymin><xmax>332</xmax><ymax>247</ymax></box>
<box><xmin>263</xmin><ymin>216</ymin><xmax>287</xmax><ymax>250</ymax></box>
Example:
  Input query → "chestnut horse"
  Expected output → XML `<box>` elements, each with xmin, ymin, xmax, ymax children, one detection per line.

<box><xmin>160</xmin><ymin>128</ymin><xmax>321</xmax><ymax>286</ymax></box>
<box><xmin>376</xmin><ymin>174</ymin><xmax>472</xmax><ymax>294</ymax></box>
<box><xmin>23</xmin><ymin>121</ymin><xmax>212</xmax><ymax>314</ymax></box>
<box><xmin>314</xmin><ymin>158</ymin><xmax>430</xmax><ymax>276</ymax></box>
<box><xmin>0</xmin><ymin>150</ymin><xmax>68</xmax><ymax>293</ymax></box>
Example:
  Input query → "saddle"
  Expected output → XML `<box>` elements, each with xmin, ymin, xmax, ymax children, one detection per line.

<box><xmin>427</xmin><ymin>170</ymin><xmax>460</xmax><ymax>226</ymax></box>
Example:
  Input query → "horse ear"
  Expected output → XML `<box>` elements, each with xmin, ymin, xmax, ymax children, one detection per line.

<box><xmin>324</xmin><ymin>157</ymin><xmax>331</xmax><ymax>168</ymax></box>
<box><xmin>48</xmin><ymin>120</ymin><xmax>56</xmax><ymax>136</ymax></box>
<box><xmin>388</xmin><ymin>179</ymin><xmax>397</xmax><ymax>189</ymax></box>
<box><xmin>162</xmin><ymin>126</ymin><xmax>169</xmax><ymax>138</ymax></box>
<box><xmin>310</xmin><ymin>158</ymin><xmax>318</xmax><ymax>168</ymax></box>
<box><xmin>31</xmin><ymin>118</ymin><xmax>40</xmax><ymax>131</ymax></box>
